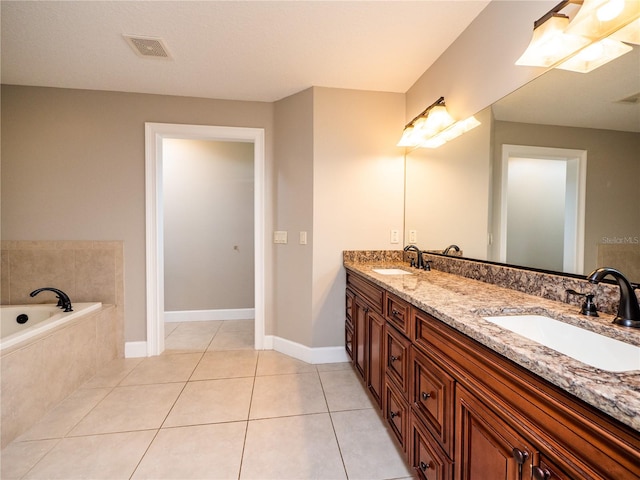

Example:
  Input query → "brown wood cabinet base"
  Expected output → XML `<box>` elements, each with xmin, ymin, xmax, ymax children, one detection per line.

<box><xmin>346</xmin><ymin>270</ymin><xmax>639</xmax><ymax>480</ymax></box>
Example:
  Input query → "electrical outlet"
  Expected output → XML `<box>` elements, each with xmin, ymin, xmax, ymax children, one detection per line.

<box><xmin>273</xmin><ymin>231</ymin><xmax>288</xmax><ymax>244</ymax></box>
<box><xmin>390</xmin><ymin>229</ymin><xmax>400</xmax><ymax>244</ymax></box>
<box><xmin>409</xmin><ymin>230</ymin><xmax>417</xmax><ymax>244</ymax></box>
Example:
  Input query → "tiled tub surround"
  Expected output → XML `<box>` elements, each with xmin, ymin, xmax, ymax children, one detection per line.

<box><xmin>1</xmin><ymin>241</ymin><xmax>125</xmax><ymax>447</ymax></box>
<box><xmin>1</xmin><ymin>304</ymin><xmax>119</xmax><ymax>447</ymax></box>
<box><xmin>343</xmin><ymin>253</ymin><xmax>640</xmax><ymax>432</ymax></box>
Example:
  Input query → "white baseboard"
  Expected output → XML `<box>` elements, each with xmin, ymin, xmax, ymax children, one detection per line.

<box><xmin>164</xmin><ymin>308</ymin><xmax>255</xmax><ymax>322</ymax></box>
<box><xmin>126</xmin><ymin>334</ymin><xmax>348</xmax><ymax>365</ymax></box>
<box><xmin>125</xmin><ymin>341</ymin><xmax>148</xmax><ymax>358</ymax></box>
<box><xmin>270</xmin><ymin>335</ymin><xmax>349</xmax><ymax>364</ymax></box>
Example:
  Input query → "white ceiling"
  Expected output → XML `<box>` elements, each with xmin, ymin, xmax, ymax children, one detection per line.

<box><xmin>1</xmin><ymin>1</ymin><xmax>490</xmax><ymax>102</ymax></box>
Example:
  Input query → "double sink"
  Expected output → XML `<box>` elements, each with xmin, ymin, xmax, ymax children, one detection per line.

<box><xmin>370</xmin><ymin>267</ymin><xmax>639</xmax><ymax>373</ymax></box>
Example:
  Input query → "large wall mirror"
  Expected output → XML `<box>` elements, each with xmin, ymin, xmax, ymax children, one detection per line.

<box><xmin>405</xmin><ymin>44</ymin><xmax>640</xmax><ymax>283</ymax></box>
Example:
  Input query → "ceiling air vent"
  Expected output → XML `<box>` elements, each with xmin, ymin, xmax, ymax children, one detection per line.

<box><xmin>615</xmin><ymin>92</ymin><xmax>640</xmax><ymax>105</ymax></box>
<box><xmin>123</xmin><ymin>35</ymin><xmax>171</xmax><ymax>59</ymax></box>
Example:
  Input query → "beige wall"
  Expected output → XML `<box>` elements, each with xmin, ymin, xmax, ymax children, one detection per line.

<box><xmin>163</xmin><ymin>139</ymin><xmax>255</xmax><ymax>311</ymax></box>
<box><xmin>405</xmin><ymin>1</ymin><xmax>557</xmax><ymax>122</ymax></box>
<box><xmin>1</xmin><ymin>85</ymin><xmax>274</xmax><ymax>342</ymax></box>
<box><xmin>312</xmin><ymin>87</ymin><xmax>405</xmax><ymax>347</ymax></box>
<box><xmin>273</xmin><ymin>88</ymin><xmax>314</xmax><ymax>346</ymax></box>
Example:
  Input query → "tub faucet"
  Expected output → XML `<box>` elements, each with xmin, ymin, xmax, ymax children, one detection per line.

<box><xmin>30</xmin><ymin>287</ymin><xmax>73</xmax><ymax>312</ymax></box>
<box><xmin>442</xmin><ymin>244</ymin><xmax>460</xmax><ymax>255</ymax></box>
<box><xmin>586</xmin><ymin>267</ymin><xmax>640</xmax><ymax>328</ymax></box>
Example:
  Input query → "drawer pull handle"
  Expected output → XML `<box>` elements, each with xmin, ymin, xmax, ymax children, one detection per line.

<box><xmin>420</xmin><ymin>461</ymin><xmax>432</xmax><ymax>471</ymax></box>
<box><xmin>532</xmin><ymin>467</ymin><xmax>551</xmax><ymax>480</ymax></box>
<box><xmin>392</xmin><ymin>309</ymin><xmax>401</xmax><ymax>316</ymax></box>
<box><xmin>512</xmin><ymin>448</ymin><xmax>529</xmax><ymax>480</ymax></box>
<box><xmin>390</xmin><ymin>355</ymin><xmax>399</xmax><ymax>362</ymax></box>
<box><xmin>390</xmin><ymin>411</ymin><xmax>399</xmax><ymax>419</ymax></box>
<box><xmin>421</xmin><ymin>391</ymin><xmax>432</xmax><ymax>400</ymax></box>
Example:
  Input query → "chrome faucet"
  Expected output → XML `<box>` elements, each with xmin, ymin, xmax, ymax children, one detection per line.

<box><xmin>30</xmin><ymin>287</ymin><xmax>73</xmax><ymax>312</ymax></box>
<box><xmin>442</xmin><ymin>244</ymin><xmax>460</xmax><ymax>255</ymax></box>
<box><xmin>586</xmin><ymin>267</ymin><xmax>640</xmax><ymax>328</ymax></box>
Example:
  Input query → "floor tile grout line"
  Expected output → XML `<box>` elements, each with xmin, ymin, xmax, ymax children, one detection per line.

<box><xmin>318</xmin><ymin>366</ymin><xmax>351</xmax><ymax>480</ymax></box>
<box><xmin>237</xmin><ymin>349</ymin><xmax>261</xmax><ymax>480</ymax></box>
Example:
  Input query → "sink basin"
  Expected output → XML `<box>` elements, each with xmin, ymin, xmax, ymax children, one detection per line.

<box><xmin>372</xmin><ymin>268</ymin><xmax>413</xmax><ymax>275</ymax></box>
<box><xmin>483</xmin><ymin>315</ymin><xmax>640</xmax><ymax>372</ymax></box>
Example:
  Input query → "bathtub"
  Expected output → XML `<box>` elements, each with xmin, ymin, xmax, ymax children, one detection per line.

<box><xmin>0</xmin><ymin>302</ymin><xmax>102</xmax><ymax>352</ymax></box>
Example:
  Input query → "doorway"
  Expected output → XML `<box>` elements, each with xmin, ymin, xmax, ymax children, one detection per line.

<box><xmin>499</xmin><ymin>144</ymin><xmax>586</xmax><ymax>274</ymax></box>
<box><xmin>145</xmin><ymin>123</ymin><xmax>265</xmax><ymax>356</ymax></box>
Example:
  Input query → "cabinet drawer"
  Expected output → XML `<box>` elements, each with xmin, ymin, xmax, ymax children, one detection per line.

<box><xmin>345</xmin><ymin>324</ymin><xmax>354</xmax><ymax>361</ymax></box>
<box><xmin>386</xmin><ymin>292</ymin><xmax>410</xmax><ymax>336</ymax></box>
<box><xmin>410</xmin><ymin>346</ymin><xmax>455</xmax><ymax>458</ymax></box>
<box><xmin>385</xmin><ymin>324</ymin><xmax>410</xmax><ymax>398</ymax></box>
<box><xmin>384</xmin><ymin>380</ymin><xmax>409</xmax><ymax>456</ymax></box>
<box><xmin>410</xmin><ymin>413</ymin><xmax>453</xmax><ymax>480</ymax></box>
<box><xmin>347</xmin><ymin>272</ymin><xmax>384</xmax><ymax>314</ymax></box>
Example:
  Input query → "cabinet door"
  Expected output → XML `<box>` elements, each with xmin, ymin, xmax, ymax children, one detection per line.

<box><xmin>367</xmin><ymin>309</ymin><xmax>385</xmax><ymax>407</ymax></box>
<box><xmin>410</xmin><ymin>412</ymin><xmax>453</xmax><ymax>480</ymax></box>
<box><xmin>455</xmin><ymin>385</ymin><xmax>534</xmax><ymax>480</ymax></box>
<box><xmin>384</xmin><ymin>380</ymin><xmax>409</xmax><ymax>456</ymax></box>
<box><xmin>385</xmin><ymin>323</ymin><xmax>410</xmax><ymax>398</ymax></box>
<box><xmin>354</xmin><ymin>296</ymin><xmax>368</xmax><ymax>380</ymax></box>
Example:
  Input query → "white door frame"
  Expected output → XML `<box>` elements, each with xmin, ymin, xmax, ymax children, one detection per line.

<box><xmin>145</xmin><ymin>122</ymin><xmax>265</xmax><ymax>356</ymax></box>
<box><xmin>499</xmin><ymin>144</ymin><xmax>587</xmax><ymax>274</ymax></box>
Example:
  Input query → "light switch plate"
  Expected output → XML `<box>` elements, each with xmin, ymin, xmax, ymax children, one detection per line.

<box><xmin>274</xmin><ymin>231</ymin><xmax>288</xmax><ymax>244</ymax></box>
<box><xmin>299</xmin><ymin>231</ymin><xmax>308</xmax><ymax>245</ymax></box>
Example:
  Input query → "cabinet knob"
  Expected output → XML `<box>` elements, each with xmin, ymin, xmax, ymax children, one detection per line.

<box><xmin>364</xmin><ymin>306</ymin><xmax>370</xmax><ymax>313</ymax></box>
<box><xmin>419</xmin><ymin>461</ymin><xmax>432</xmax><ymax>472</ymax></box>
<box><xmin>421</xmin><ymin>391</ymin><xmax>432</xmax><ymax>400</ymax></box>
<box><xmin>511</xmin><ymin>448</ymin><xmax>528</xmax><ymax>465</ymax></box>
<box><xmin>511</xmin><ymin>448</ymin><xmax>529</xmax><ymax>480</ymax></box>
<box><xmin>390</xmin><ymin>411</ymin><xmax>399</xmax><ymax>419</ymax></box>
<box><xmin>532</xmin><ymin>466</ymin><xmax>551</xmax><ymax>480</ymax></box>
<box><xmin>390</xmin><ymin>355</ymin><xmax>399</xmax><ymax>362</ymax></box>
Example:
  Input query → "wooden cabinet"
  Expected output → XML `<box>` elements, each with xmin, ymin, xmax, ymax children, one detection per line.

<box><xmin>410</xmin><ymin>412</ymin><xmax>453</xmax><ymax>480</ymax></box>
<box><xmin>353</xmin><ymin>295</ymin><xmax>368</xmax><ymax>379</ymax></box>
<box><xmin>385</xmin><ymin>324</ymin><xmax>410</xmax><ymax>397</ymax></box>
<box><xmin>455</xmin><ymin>384</ymin><xmax>534</xmax><ymax>480</ymax></box>
<box><xmin>346</xmin><ymin>272</ymin><xmax>385</xmax><ymax>405</ymax></box>
<box><xmin>384</xmin><ymin>380</ymin><xmax>409</xmax><ymax>454</ymax></box>
<box><xmin>366</xmin><ymin>308</ymin><xmax>385</xmax><ymax>407</ymax></box>
<box><xmin>345</xmin><ymin>270</ymin><xmax>639</xmax><ymax>480</ymax></box>
<box><xmin>410</xmin><ymin>345</ymin><xmax>455</xmax><ymax>459</ymax></box>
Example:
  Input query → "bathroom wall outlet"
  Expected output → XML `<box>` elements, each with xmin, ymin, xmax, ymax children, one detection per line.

<box><xmin>409</xmin><ymin>230</ymin><xmax>417</xmax><ymax>244</ymax></box>
<box><xmin>299</xmin><ymin>231</ymin><xmax>308</xmax><ymax>245</ymax></box>
<box><xmin>273</xmin><ymin>231</ymin><xmax>288</xmax><ymax>244</ymax></box>
<box><xmin>390</xmin><ymin>229</ymin><xmax>400</xmax><ymax>244</ymax></box>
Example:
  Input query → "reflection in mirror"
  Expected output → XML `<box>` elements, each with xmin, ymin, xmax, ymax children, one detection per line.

<box><xmin>404</xmin><ymin>45</ymin><xmax>640</xmax><ymax>283</ymax></box>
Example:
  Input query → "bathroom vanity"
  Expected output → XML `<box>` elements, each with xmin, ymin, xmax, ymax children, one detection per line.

<box><xmin>344</xmin><ymin>257</ymin><xmax>639</xmax><ymax>479</ymax></box>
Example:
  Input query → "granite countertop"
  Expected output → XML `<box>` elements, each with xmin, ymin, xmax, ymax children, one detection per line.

<box><xmin>344</xmin><ymin>260</ymin><xmax>640</xmax><ymax>432</ymax></box>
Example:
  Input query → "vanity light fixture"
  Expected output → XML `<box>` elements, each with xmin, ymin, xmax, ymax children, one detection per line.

<box><xmin>516</xmin><ymin>0</ymin><xmax>640</xmax><ymax>72</ymax></box>
<box><xmin>397</xmin><ymin>97</ymin><xmax>481</xmax><ymax>149</ymax></box>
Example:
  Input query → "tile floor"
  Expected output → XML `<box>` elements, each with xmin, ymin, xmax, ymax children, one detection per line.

<box><xmin>1</xmin><ymin>319</ymin><xmax>412</xmax><ymax>479</ymax></box>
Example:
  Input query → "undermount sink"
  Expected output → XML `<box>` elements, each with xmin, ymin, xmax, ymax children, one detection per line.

<box><xmin>483</xmin><ymin>314</ymin><xmax>640</xmax><ymax>372</ymax></box>
<box><xmin>372</xmin><ymin>268</ymin><xmax>413</xmax><ymax>275</ymax></box>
